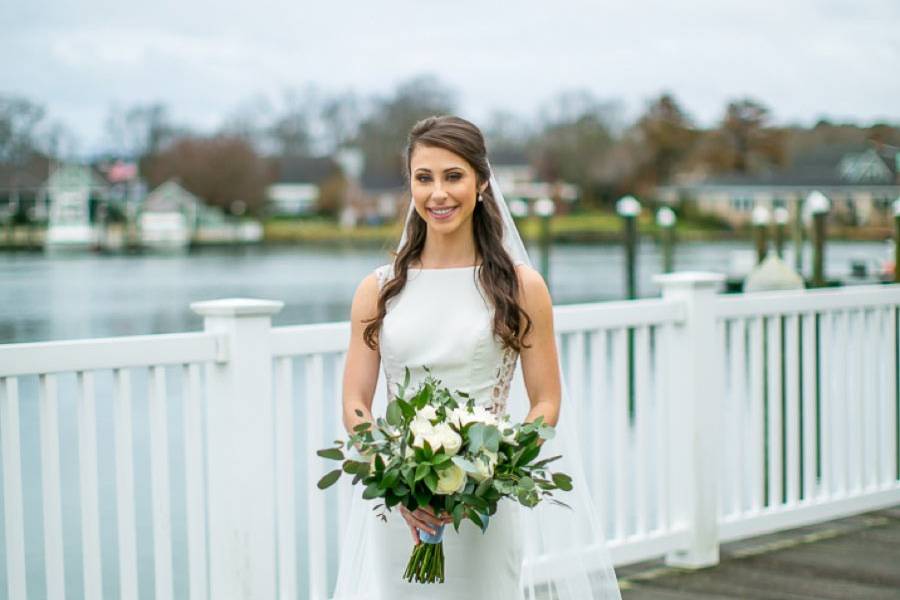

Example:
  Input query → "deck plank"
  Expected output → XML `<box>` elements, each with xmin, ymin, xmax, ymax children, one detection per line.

<box><xmin>620</xmin><ymin>505</ymin><xmax>900</xmax><ymax>599</ymax></box>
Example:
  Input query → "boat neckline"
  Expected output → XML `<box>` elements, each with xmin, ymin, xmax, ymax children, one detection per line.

<box><xmin>407</xmin><ymin>265</ymin><xmax>482</xmax><ymax>271</ymax></box>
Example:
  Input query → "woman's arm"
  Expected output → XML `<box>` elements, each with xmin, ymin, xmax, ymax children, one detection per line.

<box><xmin>515</xmin><ymin>264</ymin><xmax>562</xmax><ymax>430</ymax></box>
<box><xmin>342</xmin><ymin>272</ymin><xmax>382</xmax><ymax>436</ymax></box>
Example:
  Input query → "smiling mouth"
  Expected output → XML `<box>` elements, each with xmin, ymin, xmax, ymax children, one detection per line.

<box><xmin>428</xmin><ymin>206</ymin><xmax>459</xmax><ymax>220</ymax></box>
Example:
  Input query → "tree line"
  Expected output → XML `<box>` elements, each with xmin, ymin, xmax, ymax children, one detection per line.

<box><xmin>2</xmin><ymin>75</ymin><xmax>898</xmax><ymax>217</ymax></box>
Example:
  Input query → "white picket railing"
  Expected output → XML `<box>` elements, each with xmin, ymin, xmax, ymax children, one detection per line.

<box><xmin>1</xmin><ymin>274</ymin><xmax>898</xmax><ymax>600</ymax></box>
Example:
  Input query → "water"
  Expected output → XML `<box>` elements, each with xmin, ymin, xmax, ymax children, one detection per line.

<box><xmin>1</xmin><ymin>240</ymin><xmax>891</xmax><ymax>345</ymax></box>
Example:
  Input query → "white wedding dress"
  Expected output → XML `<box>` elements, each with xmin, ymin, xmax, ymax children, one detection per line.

<box><xmin>369</xmin><ymin>262</ymin><xmax>524</xmax><ymax>599</ymax></box>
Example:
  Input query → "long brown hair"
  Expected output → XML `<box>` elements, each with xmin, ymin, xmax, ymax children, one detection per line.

<box><xmin>362</xmin><ymin>115</ymin><xmax>533</xmax><ymax>353</ymax></box>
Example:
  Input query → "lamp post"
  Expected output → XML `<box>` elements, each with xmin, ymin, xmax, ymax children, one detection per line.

<box><xmin>616</xmin><ymin>195</ymin><xmax>641</xmax><ymax>300</ymax></box>
<box><xmin>773</xmin><ymin>206</ymin><xmax>790</xmax><ymax>259</ymax></box>
<box><xmin>534</xmin><ymin>197</ymin><xmax>555</xmax><ymax>285</ymax></box>
<box><xmin>751</xmin><ymin>205</ymin><xmax>770</xmax><ymax>264</ymax></box>
<box><xmin>656</xmin><ymin>206</ymin><xmax>676</xmax><ymax>273</ymax></box>
<box><xmin>807</xmin><ymin>191</ymin><xmax>830</xmax><ymax>288</ymax></box>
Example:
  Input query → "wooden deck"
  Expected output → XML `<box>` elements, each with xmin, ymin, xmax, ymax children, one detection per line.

<box><xmin>617</xmin><ymin>505</ymin><xmax>900</xmax><ymax>599</ymax></box>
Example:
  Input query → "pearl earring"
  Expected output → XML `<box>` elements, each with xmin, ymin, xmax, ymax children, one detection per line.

<box><xmin>477</xmin><ymin>193</ymin><xmax>484</xmax><ymax>203</ymax></box>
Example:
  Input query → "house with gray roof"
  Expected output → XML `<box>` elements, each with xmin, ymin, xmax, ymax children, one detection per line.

<box><xmin>657</xmin><ymin>143</ymin><xmax>900</xmax><ymax>228</ymax></box>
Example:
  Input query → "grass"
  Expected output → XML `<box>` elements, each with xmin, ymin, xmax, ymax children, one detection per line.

<box><xmin>262</xmin><ymin>210</ymin><xmax>736</xmax><ymax>245</ymax></box>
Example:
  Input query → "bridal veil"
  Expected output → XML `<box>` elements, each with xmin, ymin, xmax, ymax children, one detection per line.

<box><xmin>331</xmin><ymin>168</ymin><xmax>623</xmax><ymax>599</ymax></box>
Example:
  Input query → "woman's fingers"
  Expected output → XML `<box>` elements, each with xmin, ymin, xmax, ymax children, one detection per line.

<box><xmin>414</xmin><ymin>508</ymin><xmax>444</xmax><ymax>528</ymax></box>
<box><xmin>400</xmin><ymin>506</ymin><xmax>437</xmax><ymax>535</ymax></box>
<box><xmin>405</xmin><ymin>520</ymin><xmax>421</xmax><ymax>545</ymax></box>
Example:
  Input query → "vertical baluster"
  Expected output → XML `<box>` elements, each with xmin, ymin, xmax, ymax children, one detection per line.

<box><xmin>182</xmin><ymin>363</ymin><xmax>208</xmax><ymax>600</ymax></box>
<box><xmin>1</xmin><ymin>377</ymin><xmax>27</xmax><ymax>600</ymax></box>
<box><xmin>784</xmin><ymin>313</ymin><xmax>801</xmax><ymax>506</ymax></box>
<box><xmin>886</xmin><ymin>306</ymin><xmax>899</xmax><ymax>486</ymax></box>
<box><xmin>610</xmin><ymin>328</ymin><xmax>628</xmax><ymax>540</ymax></box>
<box><xmin>306</xmin><ymin>354</ymin><xmax>326</xmax><ymax>599</ymax></box>
<box><xmin>78</xmin><ymin>370</ymin><xmax>103</xmax><ymax>598</ymax></box>
<box><xmin>765</xmin><ymin>315</ymin><xmax>783</xmax><ymax>507</ymax></box>
<box><xmin>149</xmin><ymin>365</ymin><xmax>173</xmax><ymax>599</ymax></box>
<box><xmin>846</xmin><ymin>310</ymin><xmax>861</xmax><ymax>494</ymax></box>
<box><xmin>748</xmin><ymin>317</ymin><xmax>765</xmax><ymax>512</ymax></box>
<box><xmin>113</xmin><ymin>368</ymin><xmax>138</xmax><ymax>600</ymax></box>
<box><xmin>801</xmin><ymin>312</ymin><xmax>818</xmax><ymax>501</ymax></box>
<box><xmin>566</xmin><ymin>332</ymin><xmax>587</xmax><ymax>508</ymax></box>
<box><xmin>633</xmin><ymin>325</ymin><xmax>651</xmax><ymax>536</ymax></box>
<box><xmin>835</xmin><ymin>311</ymin><xmax>849</xmax><ymax>497</ymax></box>
<box><xmin>334</xmin><ymin>352</ymin><xmax>350</xmax><ymax>551</ymax></box>
<box><xmin>38</xmin><ymin>374</ymin><xmax>65</xmax><ymax>599</ymax></box>
<box><xmin>728</xmin><ymin>319</ymin><xmax>747</xmax><ymax>516</ymax></box>
<box><xmin>652</xmin><ymin>324</ymin><xmax>669</xmax><ymax>534</ymax></box>
<box><xmin>824</xmin><ymin>311</ymin><xmax>837</xmax><ymax>497</ymax></box>
<box><xmin>274</xmin><ymin>357</ymin><xmax>296</xmax><ymax>600</ymax></box>
<box><xmin>717</xmin><ymin>319</ymin><xmax>730</xmax><ymax>518</ymax></box>
<box><xmin>588</xmin><ymin>329</ymin><xmax>611</xmax><ymax>535</ymax></box>
<box><xmin>861</xmin><ymin>309</ymin><xmax>876</xmax><ymax>492</ymax></box>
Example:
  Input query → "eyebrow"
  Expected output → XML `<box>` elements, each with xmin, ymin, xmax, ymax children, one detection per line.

<box><xmin>413</xmin><ymin>167</ymin><xmax>466</xmax><ymax>174</ymax></box>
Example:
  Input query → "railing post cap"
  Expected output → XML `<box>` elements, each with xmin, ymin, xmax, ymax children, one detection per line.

<box><xmin>190</xmin><ymin>298</ymin><xmax>284</xmax><ymax>317</ymax></box>
<box><xmin>653</xmin><ymin>271</ymin><xmax>726</xmax><ymax>289</ymax></box>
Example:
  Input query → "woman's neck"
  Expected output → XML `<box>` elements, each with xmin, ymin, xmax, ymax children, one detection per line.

<box><xmin>418</xmin><ymin>224</ymin><xmax>479</xmax><ymax>268</ymax></box>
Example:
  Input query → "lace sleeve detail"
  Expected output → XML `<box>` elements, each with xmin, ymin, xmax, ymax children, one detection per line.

<box><xmin>489</xmin><ymin>346</ymin><xmax>518</xmax><ymax>414</ymax></box>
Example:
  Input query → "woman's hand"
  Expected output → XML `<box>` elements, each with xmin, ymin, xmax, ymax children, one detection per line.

<box><xmin>398</xmin><ymin>505</ymin><xmax>454</xmax><ymax>545</ymax></box>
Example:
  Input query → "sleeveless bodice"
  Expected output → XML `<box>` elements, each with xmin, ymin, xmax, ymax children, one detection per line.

<box><xmin>374</xmin><ymin>263</ymin><xmax>518</xmax><ymax>415</ymax></box>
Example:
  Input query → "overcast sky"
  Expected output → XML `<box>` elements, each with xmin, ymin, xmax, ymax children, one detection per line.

<box><xmin>2</xmin><ymin>0</ymin><xmax>898</xmax><ymax>154</ymax></box>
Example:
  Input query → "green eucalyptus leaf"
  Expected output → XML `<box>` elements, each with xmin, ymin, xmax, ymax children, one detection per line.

<box><xmin>552</xmin><ymin>473</ymin><xmax>573</xmax><ymax>491</ymax></box>
<box><xmin>317</xmin><ymin>447</ymin><xmax>344</xmax><ymax>461</ymax></box>
<box><xmin>317</xmin><ymin>469</ymin><xmax>342</xmax><ymax>490</ymax></box>
<box><xmin>451</xmin><ymin>455</ymin><xmax>479</xmax><ymax>474</ymax></box>
<box><xmin>362</xmin><ymin>482</ymin><xmax>382</xmax><ymax>500</ymax></box>
<box><xmin>386</xmin><ymin>400</ymin><xmax>402</xmax><ymax>427</ymax></box>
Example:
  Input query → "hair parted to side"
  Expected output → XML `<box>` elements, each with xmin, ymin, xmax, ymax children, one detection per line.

<box><xmin>362</xmin><ymin>115</ymin><xmax>533</xmax><ymax>354</ymax></box>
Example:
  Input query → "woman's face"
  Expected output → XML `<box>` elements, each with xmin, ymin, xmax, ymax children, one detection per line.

<box><xmin>409</xmin><ymin>144</ymin><xmax>486</xmax><ymax>236</ymax></box>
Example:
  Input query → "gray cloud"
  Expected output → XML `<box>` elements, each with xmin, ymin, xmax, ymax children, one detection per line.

<box><xmin>2</xmin><ymin>0</ymin><xmax>898</xmax><ymax>153</ymax></box>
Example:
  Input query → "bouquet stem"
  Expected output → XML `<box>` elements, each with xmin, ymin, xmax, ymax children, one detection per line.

<box><xmin>403</xmin><ymin>539</ymin><xmax>445</xmax><ymax>583</ymax></box>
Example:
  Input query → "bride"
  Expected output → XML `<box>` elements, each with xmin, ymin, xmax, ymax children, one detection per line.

<box><xmin>334</xmin><ymin>116</ymin><xmax>622</xmax><ymax>599</ymax></box>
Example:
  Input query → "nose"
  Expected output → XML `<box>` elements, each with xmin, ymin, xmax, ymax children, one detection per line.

<box><xmin>430</xmin><ymin>184</ymin><xmax>448</xmax><ymax>201</ymax></box>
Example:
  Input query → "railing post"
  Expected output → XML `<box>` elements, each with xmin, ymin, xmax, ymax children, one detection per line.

<box><xmin>653</xmin><ymin>272</ymin><xmax>725</xmax><ymax>569</ymax></box>
<box><xmin>191</xmin><ymin>298</ymin><xmax>284</xmax><ymax>599</ymax></box>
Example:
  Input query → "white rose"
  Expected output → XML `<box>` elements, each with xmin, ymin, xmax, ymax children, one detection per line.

<box><xmin>412</xmin><ymin>430</ymin><xmax>443</xmax><ymax>452</ymax></box>
<box><xmin>450</xmin><ymin>406</ymin><xmax>497</xmax><ymax>428</ymax></box>
<box><xmin>469</xmin><ymin>454</ymin><xmax>495</xmax><ymax>482</ymax></box>
<box><xmin>434</xmin><ymin>423</ymin><xmax>462</xmax><ymax>456</ymax></box>
<box><xmin>410</xmin><ymin>416</ymin><xmax>434</xmax><ymax>438</ymax></box>
<box><xmin>434</xmin><ymin>464</ymin><xmax>467</xmax><ymax>495</ymax></box>
<box><xmin>416</xmin><ymin>404</ymin><xmax>438</xmax><ymax>422</ymax></box>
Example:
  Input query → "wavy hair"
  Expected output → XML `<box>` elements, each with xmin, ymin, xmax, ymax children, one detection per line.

<box><xmin>362</xmin><ymin>115</ymin><xmax>533</xmax><ymax>353</ymax></box>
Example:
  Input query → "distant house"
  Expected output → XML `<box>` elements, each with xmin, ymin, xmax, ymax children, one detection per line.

<box><xmin>267</xmin><ymin>156</ymin><xmax>341</xmax><ymax>216</ymax></box>
<box><xmin>657</xmin><ymin>143</ymin><xmax>900</xmax><ymax>228</ymax></box>
<box><xmin>490</xmin><ymin>150</ymin><xmax>579</xmax><ymax>215</ymax></box>
<box><xmin>44</xmin><ymin>163</ymin><xmax>111</xmax><ymax>250</ymax></box>
<box><xmin>139</xmin><ymin>180</ymin><xmax>201</xmax><ymax>250</ymax></box>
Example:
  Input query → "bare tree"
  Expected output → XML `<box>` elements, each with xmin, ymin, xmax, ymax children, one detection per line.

<box><xmin>145</xmin><ymin>134</ymin><xmax>273</xmax><ymax>216</ymax></box>
<box><xmin>0</xmin><ymin>95</ymin><xmax>46</xmax><ymax>165</ymax></box>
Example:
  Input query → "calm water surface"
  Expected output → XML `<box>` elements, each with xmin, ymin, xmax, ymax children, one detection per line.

<box><xmin>1</xmin><ymin>240</ymin><xmax>891</xmax><ymax>345</ymax></box>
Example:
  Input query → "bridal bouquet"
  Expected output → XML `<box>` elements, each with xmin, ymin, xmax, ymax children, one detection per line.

<box><xmin>316</xmin><ymin>367</ymin><xmax>573</xmax><ymax>584</ymax></box>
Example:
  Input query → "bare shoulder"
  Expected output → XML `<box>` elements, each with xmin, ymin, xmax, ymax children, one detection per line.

<box><xmin>350</xmin><ymin>272</ymin><xmax>380</xmax><ymax>321</ymax></box>
<box><xmin>514</xmin><ymin>263</ymin><xmax>551</xmax><ymax>309</ymax></box>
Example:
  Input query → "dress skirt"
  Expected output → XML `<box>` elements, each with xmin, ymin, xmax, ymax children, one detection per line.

<box><xmin>370</xmin><ymin>498</ymin><xmax>524</xmax><ymax>599</ymax></box>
